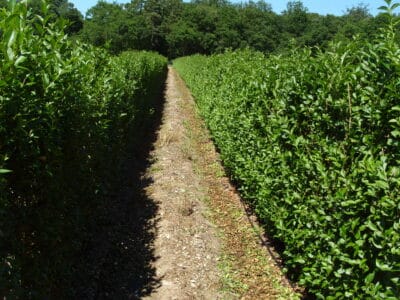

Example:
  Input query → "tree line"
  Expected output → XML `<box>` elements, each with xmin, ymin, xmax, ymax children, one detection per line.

<box><xmin>1</xmin><ymin>0</ymin><xmax>397</xmax><ymax>58</ymax></box>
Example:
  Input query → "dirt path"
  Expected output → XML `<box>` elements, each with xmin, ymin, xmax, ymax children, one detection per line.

<box><xmin>142</xmin><ymin>67</ymin><xmax>222</xmax><ymax>300</ymax></box>
<box><xmin>140</xmin><ymin>67</ymin><xmax>301</xmax><ymax>300</ymax></box>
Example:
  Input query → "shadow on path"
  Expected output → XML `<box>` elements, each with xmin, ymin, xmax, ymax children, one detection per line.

<box><xmin>73</xmin><ymin>83</ymin><xmax>166</xmax><ymax>299</ymax></box>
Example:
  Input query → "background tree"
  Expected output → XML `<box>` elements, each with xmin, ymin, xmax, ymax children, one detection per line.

<box><xmin>301</xmin><ymin>14</ymin><xmax>342</xmax><ymax>48</ymax></box>
<box><xmin>168</xmin><ymin>2</ymin><xmax>218</xmax><ymax>55</ymax></box>
<box><xmin>214</xmin><ymin>3</ymin><xmax>242</xmax><ymax>52</ymax></box>
<box><xmin>239</xmin><ymin>1</ymin><xmax>280</xmax><ymax>52</ymax></box>
<box><xmin>51</xmin><ymin>0</ymin><xmax>83</xmax><ymax>34</ymax></box>
<box><xmin>336</xmin><ymin>4</ymin><xmax>374</xmax><ymax>41</ymax></box>
<box><xmin>282</xmin><ymin>1</ymin><xmax>309</xmax><ymax>37</ymax></box>
<box><xmin>75</xmin><ymin>0</ymin><xmax>396</xmax><ymax>58</ymax></box>
<box><xmin>166</xmin><ymin>19</ymin><xmax>201</xmax><ymax>57</ymax></box>
<box><xmin>80</xmin><ymin>1</ymin><xmax>130</xmax><ymax>53</ymax></box>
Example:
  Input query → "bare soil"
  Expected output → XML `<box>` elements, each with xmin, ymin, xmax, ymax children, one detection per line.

<box><xmin>143</xmin><ymin>67</ymin><xmax>301</xmax><ymax>299</ymax></box>
<box><xmin>142</xmin><ymin>67</ymin><xmax>222</xmax><ymax>300</ymax></box>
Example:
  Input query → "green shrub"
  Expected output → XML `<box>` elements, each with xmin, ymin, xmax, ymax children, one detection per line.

<box><xmin>0</xmin><ymin>1</ymin><xmax>167</xmax><ymax>297</ymax></box>
<box><xmin>174</xmin><ymin>2</ymin><xmax>400</xmax><ymax>298</ymax></box>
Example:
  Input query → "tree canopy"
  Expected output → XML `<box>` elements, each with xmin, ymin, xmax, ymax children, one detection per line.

<box><xmin>5</xmin><ymin>0</ymin><xmax>395</xmax><ymax>58</ymax></box>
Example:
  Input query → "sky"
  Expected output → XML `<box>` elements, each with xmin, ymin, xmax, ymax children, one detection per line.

<box><xmin>69</xmin><ymin>0</ymin><xmax>385</xmax><ymax>17</ymax></box>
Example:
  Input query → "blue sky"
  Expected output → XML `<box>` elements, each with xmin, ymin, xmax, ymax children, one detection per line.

<box><xmin>69</xmin><ymin>0</ymin><xmax>385</xmax><ymax>17</ymax></box>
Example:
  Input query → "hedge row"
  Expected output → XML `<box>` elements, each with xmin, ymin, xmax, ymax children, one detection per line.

<box><xmin>174</xmin><ymin>5</ymin><xmax>400</xmax><ymax>299</ymax></box>
<box><xmin>0</xmin><ymin>2</ymin><xmax>167</xmax><ymax>298</ymax></box>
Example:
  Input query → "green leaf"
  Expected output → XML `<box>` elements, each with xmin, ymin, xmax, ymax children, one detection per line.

<box><xmin>7</xmin><ymin>30</ymin><xmax>17</xmax><ymax>49</ymax></box>
<box><xmin>7</xmin><ymin>47</ymin><xmax>15</xmax><ymax>61</ymax></box>
<box><xmin>8</xmin><ymin>0</ymin><xmax>16</xmax><ymax>11</ymax></box>
<box><xmin>365</xmin><ymin>272</ymin><xmax>375</xmax><ymax>284</ymax></box>
<box><xmin>376</xmin><ymin>259</ymin><xmax>392</xmax><ymax>271</ymax></box>
<box><xmin>375</xmin><ymin>180</ymin><xmax>389</xmax><ymax>190</ymax></box>
<box><xmin>390</xmin><ymin>129</ymin><xmax>400</xmax><ymax>137</ymax></box>
<box><xmin>14</xmin><ymin>55</ymin><xmax>26</xmax><ymax>66</ymax></box>
<box><xmin>391</xmin><ymin>3</ymin><xmax>400</xmax><ymax>10</ymax></box>
<box><xmin>366</xmin><ymin>220</ymin><xmax>379</xmax><ymax>232</ymax></box>
<box><xmin>0</xmin><ymin>169</ymin><xmax>12</xmax><ymax>174</ymax></box>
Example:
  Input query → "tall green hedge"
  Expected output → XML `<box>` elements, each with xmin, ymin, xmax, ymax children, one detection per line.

<box><xmin>174</xmin><ymin>3</ymin><xmax>400</xmax><ymax>298</ymax></box>
<box><xmin>0</xmin><ymin>1</ymin><xmax>167</xmax><ymax>297</ymax></box>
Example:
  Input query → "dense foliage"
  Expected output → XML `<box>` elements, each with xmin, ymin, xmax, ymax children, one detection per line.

<box><xmin>79</xmin><ymin>0</ymin><xmax>398</xmax><ymax>58</ymax></box>
<box><xmin>1</xmin><ymin>0</ymin><xmax>391</xmax><ymax>58</ymax></box>
<box><xmin>0</xmin><ymin>0</ymin><xmax>84</xmax><ymax>35</ymax></box>
<box><xmin>0</xmin><ymin>1</ymin><xmax>167</xmax><ymax>297</ymax></box>
<box><xmin>174</xmin><ymin>2</ymin><xmax>400</xmax><ymax>298</ymax></box>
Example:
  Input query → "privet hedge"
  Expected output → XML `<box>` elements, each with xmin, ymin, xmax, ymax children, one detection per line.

<box><xmin>0</xmin><ymin>1</ymin><xmax>167</xmax><ymax>297</ymax></box>
<box><xmin>174</xmin><ymin>2</ymin><xmax>400</xmax><ymax>298</ymax></box>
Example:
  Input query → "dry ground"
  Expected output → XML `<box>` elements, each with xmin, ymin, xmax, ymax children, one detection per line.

<box><xmin>142</xmin><ymin>67</ymin><xmax>222</xmax><ymax>300</ymax></box>
<box><xmin>141</xmin><ymin>67</ymin><xmax>302</xmax><ymax>299</ymax></box>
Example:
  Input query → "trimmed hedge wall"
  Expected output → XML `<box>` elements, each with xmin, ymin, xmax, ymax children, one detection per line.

<box><xmin>0</xmin><ymin>2</ymin><xmax>167</xmax><ymax>297</ymax></box>
<box><xmin>174</xmin><ymin>14</ymin><xmax>400</xmax><ymax>299</ymax></box>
